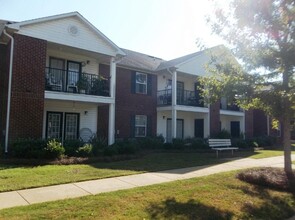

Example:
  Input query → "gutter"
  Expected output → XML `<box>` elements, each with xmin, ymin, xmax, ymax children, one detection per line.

<box><xmin>3</xmin><ymin>28</ymin><xmax>14</xmax><ymax>153</ymax></box>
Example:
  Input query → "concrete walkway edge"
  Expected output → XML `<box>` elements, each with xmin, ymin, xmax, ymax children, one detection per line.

<box><xmin>0</xmin><ymin>155</ymin><xmax>294</xmax><ymax>210</ymax></box>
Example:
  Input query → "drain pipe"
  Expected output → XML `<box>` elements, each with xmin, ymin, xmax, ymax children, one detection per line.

<box><xmin>3</xmin><ymin>28</ymin><xmax>14</xmax><ymax>153</ymax></box>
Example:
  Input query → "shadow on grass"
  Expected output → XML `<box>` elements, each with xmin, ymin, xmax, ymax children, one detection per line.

<box><xmin>229</xmin><ymin>184</ymin><xmax>295</xmax><ymax>219</ymax></box>
<box><xmin>146</xmin><ymin>197</ymin><xmax>233</xmax><ymax>220</ymax></box>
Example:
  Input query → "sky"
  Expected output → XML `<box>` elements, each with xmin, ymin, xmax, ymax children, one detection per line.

<box><xmin>0</xmin><ymin>0</ymin><xmax>229</xmax><ymax>60</ymax></box>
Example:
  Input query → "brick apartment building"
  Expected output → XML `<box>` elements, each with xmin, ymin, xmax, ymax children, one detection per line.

<box><xmin>0</xmin><ymin>12</ymin><xmax>284</xmax><ymax>152</ymax></box>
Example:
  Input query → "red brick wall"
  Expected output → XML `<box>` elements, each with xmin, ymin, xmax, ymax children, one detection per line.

<box><xmin>209</xmin><ymin>101</ymin><xmax>220</xmax><ymax>137</ymax></box>
<box><xmin>245</xmin><ymin>109</ymin><xmax>254</xmax><ymax>138</ymax></box>
<box><xmin>8</xmin><ymin>34</ymin><xmax>47</xmax><ymax>142</ymax></box>
<box><xmin>253</xmin><ymin>109</ymin><xmax>268</xmax><ymax>137</ymax></box>
<box><xmin>99</xmin><ymin>64</ymin><xmax>157</xmax><ymax>139</ymax></box>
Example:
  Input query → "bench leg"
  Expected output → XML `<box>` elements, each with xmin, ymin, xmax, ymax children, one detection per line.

<box><xmin>216</xmin><ymin>150</ymin><xmax>218</xmax><ymax>158</ymax></box>
<box><xmin>232</xmin><ymin>149</ymin><xmax>234</xmax><ymax>156</ymax></box>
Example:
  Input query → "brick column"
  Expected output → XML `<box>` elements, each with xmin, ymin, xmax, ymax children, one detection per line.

<box><xmin>245</xmin><ymin>109</ymin><xmax>254</xmax><ymax>138</ymax></box>
<box><xmin>9</xmin><ymin>34</ymin><xmax>47</xmax><ymax>142</ymax></box>
<box><xmin>210</xmin><ymin>101</ymin><xmax>220</xmax><ymax>137</ymax></box>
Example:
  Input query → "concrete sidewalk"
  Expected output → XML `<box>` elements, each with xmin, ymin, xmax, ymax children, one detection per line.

<box><xmin>0</xmin><ymin>155</ymin><xmax>294</xmax><ymax>210</ymax></box>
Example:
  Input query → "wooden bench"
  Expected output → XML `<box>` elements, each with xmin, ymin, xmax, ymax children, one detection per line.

<box><xmin>208</xmin><ymin>139</ymin><xmax>238</xmax><ymax>158</ymax></box>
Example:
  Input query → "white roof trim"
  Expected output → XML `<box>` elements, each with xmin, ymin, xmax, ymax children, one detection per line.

<box><xmin>7</xmin><ymin>12</ymin><xmax>126</xmax><ymax>57</ymax></box>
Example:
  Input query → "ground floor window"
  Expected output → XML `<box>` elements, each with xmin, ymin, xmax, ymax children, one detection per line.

<box><xmin>46</xmin><ymin>112</ymin><xmax>79</xmax><ymax>140</ymax></box>
<box><xmin>135</xmin><ymin>115</ymin><xmax>147</xmax><ymax>137</ymax></box>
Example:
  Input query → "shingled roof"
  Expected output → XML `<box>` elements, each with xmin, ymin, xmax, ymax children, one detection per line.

<box><xmin>118</xmin><ymin>48</ymin><xmax>165</xmax><ymax>72</ymax></box>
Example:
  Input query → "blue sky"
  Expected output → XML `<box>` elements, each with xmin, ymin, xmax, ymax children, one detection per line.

<box><xmin>0</xmin><ymin>0</ymin><xmax>228</xmax><ymax>60</ymax></box>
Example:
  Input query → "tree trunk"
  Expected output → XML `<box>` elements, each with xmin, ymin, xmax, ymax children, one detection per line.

<box><xmin>282</xmin><ymin>114</ymin><xmax>293</xmax><ymax>177</ymax></box>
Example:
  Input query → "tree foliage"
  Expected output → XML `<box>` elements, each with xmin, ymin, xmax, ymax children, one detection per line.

<box><xmin>201</xmin><ymin>0</ymin><xmax>295</xmax><ymax>174</ymax></box>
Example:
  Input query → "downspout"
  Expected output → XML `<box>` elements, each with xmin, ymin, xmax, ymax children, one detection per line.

<box><xmin>3</xmin><ymin>28</ymin><xmax>14</xmax><ymax>153</ymax></box>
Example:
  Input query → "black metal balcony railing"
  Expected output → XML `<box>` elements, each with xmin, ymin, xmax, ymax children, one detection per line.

<box><xmin>220</xmin><ymin>103</ymin><xmax>242</xmax><ymax>112</ymax></box>
<box><xmin>45</xmin><ymin>67</ymin><xmax>110</xmax><ymax>96</ymax></box>
<box><xmin>157</xmin><ymin>89</ymin><xmax>205</xmax><ymax>107</ymax></box>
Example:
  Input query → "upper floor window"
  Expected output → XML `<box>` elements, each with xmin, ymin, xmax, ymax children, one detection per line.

<box><xmin>136</xmin><ymin>72</ymin><xmax>147</xmax><ymax>94</ymax></box>
<box><xmin>131</xmin><ymin>72</ymin><xmax>152</xmax><ymax>95</ymax></box>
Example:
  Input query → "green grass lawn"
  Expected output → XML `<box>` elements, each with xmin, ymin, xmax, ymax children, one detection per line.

<box><xmin>0</xmin><ymin>171</ymin><xmax>294</xmax><ymax>220</ymax></box>
<box><xmin>0</xmin><ymin>149</ymin><xmax>292</xmax><ymax>192</ymax></box>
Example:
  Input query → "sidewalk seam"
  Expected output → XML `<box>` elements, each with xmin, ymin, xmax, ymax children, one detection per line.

<box><xmin>16</xmin><ymin>191</ymin><xmax>30</xmax><ymax>205</ymax></box>
<box><xmin>72</xmin><ymin>183</ymin><xmax>93</xmax><ymax>195</ymax></box>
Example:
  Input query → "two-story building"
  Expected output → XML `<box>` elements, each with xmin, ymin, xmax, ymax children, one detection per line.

<box><xmin>0</xmin><ymin>12</ymin><xmax>278</xmax><ymax>152</ymax></box>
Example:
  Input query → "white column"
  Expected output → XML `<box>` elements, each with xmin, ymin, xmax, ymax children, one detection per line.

<box><xmin>108</xmin><ymin>57</ymin><xmax>116</xmax><ymax>145</ymax></box>
<box><xmin>172</xmin><ymin>70</ymin><xmax>177</xmax><ymax>139</ymax></box>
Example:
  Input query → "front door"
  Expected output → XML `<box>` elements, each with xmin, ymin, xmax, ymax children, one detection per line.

<box><xmin>230</xmin><ymin>121</ymin><xmax>240</xmax><ymax>138</ymax></box>
<box><xmin>46</xmin><ymin>112</ymin><xmax>63</xmax><ymax>139</ymax></box>
<box><xmin>194</xmin><ymin>119</ymin><xmax>204</xmax><ymax>138</ymax></box>
<box><xmin>67</xmin><ymin>61</ymin><xmax>81</xmax><ymax>91</ymax></box>
<box><xmin>64</xmin><ymin>113</ymin><xmax>79</xmax><ymax>140</ymax></box>
<box><xmin>166</xmin><ymin>119</ymin><xmax>184</xmax><ymax>142</ymax></box>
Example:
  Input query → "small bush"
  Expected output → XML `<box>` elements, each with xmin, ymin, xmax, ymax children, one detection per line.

<box><xmin>163</xmin><ymin>142</ymin><xmax>173</xmax><ymax>150</ymax></box>
<box><xmin>44</xmin><ymin>139</ymin><xmax>65</xmax><ymax>159</ymax></box>
<box><xmin>186</xmin><ymin>138</ymin><xmax>209</xmax><ymax>149</ymax></box>
<box><xmin>172</xmin><ymin>138</ymin><xmax>185</xmax><ymax>149</ymax></box>
<box><xmin>213</xmin><ymin>129</ymin><xmax>231</xmax><ymax>139</ymax></box>
<box><xmin>103</xmin><ymin>144</ymin><xmax>119</xmax><ymax>156</ymax></box>
<box><xmin>91</xmin><ymin>136</ymin><xmax>107</xmax><ymax>156</ymax></box>
<box><xmin>11</xmin><ymin>138</ymin><xmax>47</xmax><ymax>159</ymax></box>
<box><xmin>137</xmin><ymin>135</ymin><xmax>164</xmax><ymax>149</ymax></box>
<box><xmin>76</xmin><ymin>144</ymin><xmax>93</xmax><ymax>157</ymax></box>
<box><xmin>231</xmin><ymin>138</ymin><xmax>248</xmax><ymax>148</ymax></box>
<box><xmin>63</xmin><ymin>139</ymin><xmax>84</xmax><ymax>156</ymax></box>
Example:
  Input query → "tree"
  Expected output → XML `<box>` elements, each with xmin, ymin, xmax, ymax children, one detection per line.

<box><xmin>201</xmin><ymin>0</ymin><xmax>295</xmax><ymax>176</ymax></box>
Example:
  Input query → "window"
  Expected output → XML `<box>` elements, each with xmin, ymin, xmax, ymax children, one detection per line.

<box><xmin>135</xmin><ymin>115</ymin><xmax>147</xmax><ymax>137</ymax></box>
<box><xmin>136</xmin><ymin>73</ymin><xmax>147</xmax><ymax>94</ymax></box>
<box><xmin>46</xmin><ymin>112</ymin><xmax>79</xmax><ymax>141</ymax></box>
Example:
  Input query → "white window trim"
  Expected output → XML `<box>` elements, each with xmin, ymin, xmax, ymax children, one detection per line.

<box><xmin>136</xmin><ymin>72</ymin><xmax>147</xmax><ymax>94</ymax></box>
<box><xmin>135</xmin><ymin>115</ymin><xmax>147</xmax><ymax>137</ymax></box>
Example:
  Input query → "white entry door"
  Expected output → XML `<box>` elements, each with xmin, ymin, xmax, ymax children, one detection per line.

<box><xmin>166</xmin><ymin>119</ymin><xmax>184</xmax><ymax>142</ymax></box>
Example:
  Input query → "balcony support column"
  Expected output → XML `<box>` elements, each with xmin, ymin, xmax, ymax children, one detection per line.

<box><xmin>108</xmin><ymin>57</ymin><xmax>116</xmax><ymax>145</ymax></box>
<box><xmin>171</xmin><ymin>69</ymin><xmax>177</xmax><ymax>139</ymax></box>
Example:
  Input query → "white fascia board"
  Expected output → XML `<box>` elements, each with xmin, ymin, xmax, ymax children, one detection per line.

<box><xmin>45</xmin><ymin>91</ymin><xmax>114</xmax><ymax>104</ymax></box>
<box><xmin>7</xmin><ymin>12</ymin><xmax>126</xmax><ymax>57</ymax></box>
<box><xmin>220</xmin><ymin>110</ymin><xmax>245</xmax><ymax>117</ymax></box>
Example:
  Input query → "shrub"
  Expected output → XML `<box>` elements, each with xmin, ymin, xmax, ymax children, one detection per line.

<box><xmin>91</xmin><ymin>135</ymin><xmax>107</xmax><ymax>156</ymax></box>
<box><xmin>103</xmin><ymin>144</ymin><xmax>119</xmax><ymax>156</ymax></box>
<box><xmin>63</xmin><ymin>139</ymin><xmax>84</xmax><ymax>156</ymax></box>
<box><xmin>188</xmin><ymin>138</ymin><xmax>209</xmax><ymax>149</ymax></box>
<box><xmin>11</xmin><ymin>138</ymin><xmax>47</xmax><ymax>159</ymax></box>
<box><xmin>231</xmin><ymin>138</ymin><xmax>248</xmax><ymax>148</ymax></box>
<box><xmin>44</xmin><ymin>139</ymin><xmax>65</xmax><ymax>159</ymax></box>
<box><xmin>163</xmin><ymin>142</ymin><xmax>173</xmax><ymax>150</ymax></box>
<box><xmin>172</xmin><ymin>138</ymin><xmax>185</xmax><ymax>149</ymax></box>
<box><xmin>76</xmin><ymin>144</ymin><xmax>93</xmax><ymax>157</ymax></box>
<box><xmin>213</xmin><ymin>129</ymin><xmax>231</xmax><ymax>139</ymax></box>
<box><xmin>137</xmin><ymin>135</ymin><xmax>165</xmax><ymax>149</ymax></box>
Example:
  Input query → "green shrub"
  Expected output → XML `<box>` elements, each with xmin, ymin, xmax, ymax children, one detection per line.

<box><xmin>91</xmin><ymin>136</ymin><xmax>107</xmax><ymax>156</ymax></box>
<box><xmin>76</xmin><ymin>144</ymin><xmax>93</xmax><ymax>157</ymax></box>
<box><xmin>213</xmin><ymin>129</ymin><xmax>232</xmax><ymax>139</ymax></box>
<box><xmin>63</xmin><ymin>139</ymin><xmax>84</xmax><ymax>156</ymax></box>
<box><xmin>163</xmin><ymin>142</ymin><xmax>173</xmax><ymax>150</ymax></box>
<box><xmin>11</xmin><ymin>138</ymin><xmax>47</xmax><ymax>159</ymax></box>
<box><xmin>188</xmin><ymin>138</ymin><xmax>209</xmax><ymax>149</ymax></box>
<box><xmin>103</xmin><ymin>144</ymin><xmax>119</xmax><ymax>156</ymax></box>
<box><xmin>231</xmin><ymin>138</ymin><xmax>248</xmax><ymax>148</ymax></box>
<box><xmin>44</xmin><ymin>139</ymin><xmax>65</xmax><ymax>159</ymax></box>
<box><xmin>137</xmin><ymin>135</ymin><xmax>164</xmax><ymax>149</ymax></box>
<box><xmin>172</xmin><ymin>138</ymin><xmax>185</xmax><ymax>149</ymax></box>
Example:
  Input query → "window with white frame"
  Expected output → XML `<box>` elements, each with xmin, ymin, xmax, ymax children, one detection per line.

<box><xmin>135</xmin><ymin>72</ymin><xmax>147</xmax><ymax>94</ymax></box>
<box><xmin>135</xmin><ymin>115</ymin><xmax>147</xmax><ymax>137</ymax></box>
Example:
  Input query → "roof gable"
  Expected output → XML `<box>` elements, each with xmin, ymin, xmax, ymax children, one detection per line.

<box><xmin>7</xmin><ymin>12</ymin><xmax>125</xmax><ymax>57</ymax></box>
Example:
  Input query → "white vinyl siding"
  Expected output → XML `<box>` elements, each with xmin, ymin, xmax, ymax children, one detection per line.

<box><xmin>18</xmin><ymin>16</ymin><xmax>117</xmax><ymax>56</ymax></box>
<box><xmin>43</xmin><ymin>100</ymin><xmax>98</xmax><ymax>139</ymax></box>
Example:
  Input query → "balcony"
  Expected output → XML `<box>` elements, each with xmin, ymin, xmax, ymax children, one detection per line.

<box><xmin>220</xmin><ymin>103</ymin><xmax>242</xmax><ymax>112</ymax></box>
<box><xmin>45</xmin><ymin>67</ymin><xmax>110</xmax><ymax>96</ymax></box>
<box><xmin>157</xmin><ymin>89</ymin><xmax>205</xmax><ymax>107</ymax></box>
